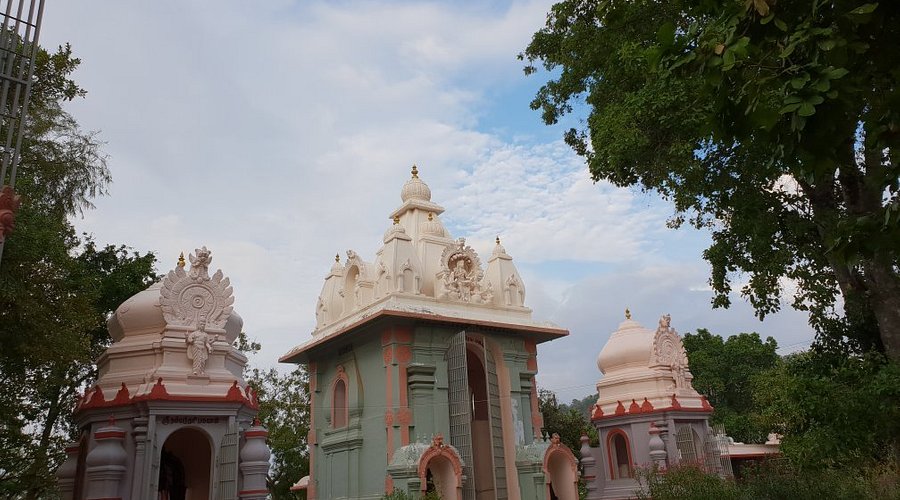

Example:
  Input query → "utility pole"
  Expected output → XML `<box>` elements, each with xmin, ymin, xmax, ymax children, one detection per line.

<box><xmin>0</xmin><ymin>0</ymin><xmax>45</xmax><ymax>268</ymax></box>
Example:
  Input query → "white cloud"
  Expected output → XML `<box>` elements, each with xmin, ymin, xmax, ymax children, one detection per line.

<box><xmin>39</xmin><ymin>1</ymin><xmax>815</xmax><ymax>389</ymax></box>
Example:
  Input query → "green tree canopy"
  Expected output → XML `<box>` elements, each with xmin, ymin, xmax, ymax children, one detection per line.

<box><xmin>682</xmin><ymin>329</ymin><xmax>778</xmax><ymax>442</ymax></box>
<box><xmin>753</xmin><ymin>351</ymin><xmax>900</xmax><ymax>469</ymax></box>
<box><xmin>522</xmin><ymin>0</ymin><xmax>900</xmax><ymax>359</ymax></box>
<box><xmin>0</xmin><ymin>43</ymin><xmax>158</xmax><ymax>498</ymax></box>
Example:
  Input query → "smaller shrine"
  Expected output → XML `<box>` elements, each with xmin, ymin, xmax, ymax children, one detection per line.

<box><xmin>580</xmin><ymin>311</ymin><xmax>725</xmax><ymax>500</ymax></box>
<box><xmin>56</xmin><ymin>247</ymin><xmax>270</xmax><ymax>500</ymax></box>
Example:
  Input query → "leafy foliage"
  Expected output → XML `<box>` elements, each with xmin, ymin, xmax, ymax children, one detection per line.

<box><xmin>0</xmin><ymin>43</ymin><xmax>158</xmax><ymax>498</ymax></box>
<box><xmin>753</xmin><ymin>352</ymin><xmax>900</xmax><ymax>470</ymax></box>
<box><xmin>245</xmin><ymin>364</ymin><xmax>310</xmax><ymax>499</ymax></box>
<box><xmin>538</xmin><ymin>388</ymin><xmax>597</xmax><ymax>452</ymax></box>
<box><xmin>635</xmin><ymin>458</ymin><xmax>900</xmax><ymax>500</ymax></box>
<box><xmin>682</xmin><ymin>329</ymin><xmax>778</xmax><ymax>443</ymax></box>
<box><xmin>522</xmin><ymin>0</ymin><xmax>900</xmax><ymax>359</ymax></box>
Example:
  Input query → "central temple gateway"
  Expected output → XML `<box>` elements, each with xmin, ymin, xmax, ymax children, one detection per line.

<box><xmin>281</xmin><ymin>167</ymin><xmax>576</xmax><ymax>500</ymax></box>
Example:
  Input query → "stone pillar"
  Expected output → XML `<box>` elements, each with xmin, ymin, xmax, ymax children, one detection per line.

<box><xmin>56</xmin><ymin>442</ymin><xmax>80</xmax><ymax>500</ymax></box>
<box><xmin>648</xmin><ymin>423</ymin><xmax>668</xmax><ymax>469</ymax></box>
<box><xmin>129</xmin><ymin>417</ymin><xmax>149</xmax><ymax>500</ymax></box>
<box><xmin>579</xmin><ymin>435</ymin><xmax>602</xmax><ymax>500</ymax></box>
<box><xmin>84</xmin><ymin>418</ymin><xmax>127</xmax><ymax>500</ymax></box>
<box><xmin>407</xmin><ymin>363</ymin><xmax>436</xmax><ymax>434</ymax></box>
<box><xmin>239</xmin><ymin>419</ymin><xmax>271</xmax><ymax>500</ymax></box>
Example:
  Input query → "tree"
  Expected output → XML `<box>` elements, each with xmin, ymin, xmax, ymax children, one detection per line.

<box><xmin>237</xmin><ymin>333</ymin><xmax>310</xmax><ymax>499</ymax></box>
<box><xmin>753</xmin><ymin>351</ymin><xmax>900</xmax><ymax>470</ymax></box>
<box><xmin>522</xmin><ymin>0</ymin><xmax>900</xmax><ymax>358</ymax></box>
<box><xmin>0</xmin><ymin>43</ymin><xmax>158</xmax><ymax>497</ymax></box>
<box><xmin>682</xmin><ymin>329</ymin><xmax>779</xmax><ymax>443</ymax></box>
<box><xmin>538</xmin><ymin>388</ymin><xmax>596</xmax><ymax>453</ymax></box>
<box><xmin>245</xmin><ymin>365</ymin><xmax>310</xmax><ymax>499</ymax></box>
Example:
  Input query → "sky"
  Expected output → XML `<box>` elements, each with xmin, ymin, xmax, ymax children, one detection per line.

<box><xmin>43</xmin><ymin>1</ymin><xmax>815</xmax><ymax>403</ymax></box>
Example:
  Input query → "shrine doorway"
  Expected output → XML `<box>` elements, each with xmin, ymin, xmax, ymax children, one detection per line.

<box><xmin>159</xmin><ymin>427</ymin><xmax>212</xmax><ymax>500</ymax></box>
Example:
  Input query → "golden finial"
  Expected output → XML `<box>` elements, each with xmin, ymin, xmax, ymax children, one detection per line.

<box><xmin>411</xmin><ymin>164</ymin><xmax>419</xmax><ymax>178</ymax></box>
<box><xmin>625</xmin><ymin>308</ymin><xmax>631</xmax><ymax>320</ymax></box>
<box><xmin>393</xmin><ymin>215</ymin><xmax>400</xmax><ymax>225</ymax></box>
<box><xmin>335</xmin><ymin>253</ymin><xmax>340</xmax><ymax>263</ymax></box>
<box><xmin>428</xmin><ymin>212</ymin><xmax>434</xmax><ymax>221</ymax></box>
<box><xmin>177</xmin><ymin>252</ymin><xmax>185</xmax><ymax>268</ymax></box>
<box><xmin>496</xmin><ymin>236</ymin><xmax>501</xmax><ymax>245</ymax></box>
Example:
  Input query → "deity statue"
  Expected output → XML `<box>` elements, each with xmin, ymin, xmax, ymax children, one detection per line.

<box><xmin>186</xmin><ymin>317</ymin><xmax>217</xmax><ymax>376</ymax></box>
<box><xmin>658</xmin><ymin>313</ymin><xmax>671</xmax><ymax>331</ymax></box>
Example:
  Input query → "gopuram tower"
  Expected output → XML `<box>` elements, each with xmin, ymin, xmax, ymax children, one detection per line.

<box><xmin>281</xmin><ymin>167</ymin><xmax>579</xmax><ymax>500</ymax></box>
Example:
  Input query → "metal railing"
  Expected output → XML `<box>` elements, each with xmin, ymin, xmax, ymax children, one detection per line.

<box><xmin>0</xmin><ymin>0</ymin><xmax>44</xmax><ymax>266</ymax></box>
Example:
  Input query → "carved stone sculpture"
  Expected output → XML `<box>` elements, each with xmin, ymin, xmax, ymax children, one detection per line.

<box><xmin>0</xmin><ymin>185</ymin><xmax>21</xmax><ymax>243</ymax></box>
<box><xmin>185</xmin><ymin>316</ymin><xmax>217</xmax><ymax>375</ymax></box>
<box><xmin>650</xmin><ymin>314</ymin><xmax>690</xmax><ymax>390</ymax></box>
<box><xmin>160</xmin><ymin>246</ymin><xmax>234</xmax><ymax>329</ymax></box>
<box><xmin>437</xmin><ymin>238</ymin><xmax>493</xmax><ymax>304</ymax></box>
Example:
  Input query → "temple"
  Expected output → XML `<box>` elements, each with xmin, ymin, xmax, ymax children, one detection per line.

<box><xmin>578</xmin><ymin>311</ymin><xmax>774</xmax><ymax>499</ymax></box>
<box><xmin>280</xmin><ymin>167</ymin><xmax>579</xmax><ymax>500</ymax></box>
<box><xmin>56</xmin><ymin>248</ymin><xmax>271</xmax><ymax>500</ymax></box>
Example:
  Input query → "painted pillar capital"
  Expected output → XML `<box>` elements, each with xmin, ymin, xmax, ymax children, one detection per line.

<box><xmin>85</xmin><ymin>418</ymin><xmax>128</xmax><ymax>500</ymax></box>
<box><xmin>239</xmin><ymin>419</ymin><xmax>272</xmax><ymax>500</ymax></box>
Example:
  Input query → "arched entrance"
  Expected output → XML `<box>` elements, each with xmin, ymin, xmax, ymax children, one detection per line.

<box><xmin>159</xmin><ymin>427</ymin><xmax>212</xmax><ymax>500</ymax></box>
<box><xmin>543</xmin><ymin>436</ymin><xmax>579</xmax><ymax>500</ymax></box>
<box><xmin>418</xmin><ymin>437</ymin><xmax>465</xmax><ymax>500</ymax></box>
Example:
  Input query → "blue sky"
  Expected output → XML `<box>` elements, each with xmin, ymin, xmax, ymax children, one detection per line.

<box><xmin>43</xmin><ymin>1</ymin><xmax>815</xmax><ymax>402</ymax></box>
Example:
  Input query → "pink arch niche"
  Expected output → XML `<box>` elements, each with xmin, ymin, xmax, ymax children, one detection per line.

<box><xmin>417</xmin><ymin>435</ymin><xmax>464</xmax><ymax>500</ymax></box>
<box><xmin>543</xmin><ymin>434</ymin><xmax>579</xmax><ymax>500</ymax></box>
<box><xmin>329</xmin><ymin>365</ymin><xmax>350</xmax><ymax>428</ymax></box>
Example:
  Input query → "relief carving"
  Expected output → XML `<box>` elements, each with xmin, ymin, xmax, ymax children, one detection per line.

<box><xmin>437</xmin><ymin>238</ymin><xmax>493</xmax><ymax>304</ymax></box>
<box><xmin>185</xmin><ymin>316</ymin><xmax>217</xmax><ymax>375</ymax></box>
<box><xmin>160</xmin><ymin>246</ymin><xmax>234</xmax><ymax>329</ymax></box>
<box><xmin>650</xmin><ymin>314</ymin><xmax>689</xmax><ymax>390</ymax></box>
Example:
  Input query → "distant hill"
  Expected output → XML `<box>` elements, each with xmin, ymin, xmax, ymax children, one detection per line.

<box><xmin>561</xmin><ymin>393</ymin><xmax>596</xmax><ymax>420</ymax></box>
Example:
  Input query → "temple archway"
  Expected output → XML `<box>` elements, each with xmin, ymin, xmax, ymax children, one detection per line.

<box><xmin>160</xmin><ymin>427</ymin><xmax>212</xmax><ymax>500</ymax></box>
<box><xmin>543</xmin><ymin>438</ymin><xmax>579</xmax><ymax>500</ymax></box>
<box><xmin>418</xmin><ymin>441</ymin><xmax>464</xmax><ymax>500</ymax></box>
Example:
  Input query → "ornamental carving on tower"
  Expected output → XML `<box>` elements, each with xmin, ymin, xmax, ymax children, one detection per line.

<box><xmin>649</xmin><ymin>314</ymin><xmax>689</xmax><ymax>390</ymax></box>
<box><xmin>160</xmin><ymin>246</ymin><xmax>234</xmax><ymax>330</ymax></box>
<box><xmin>0</xmin><ymin>185</ymin><xmax>21</xmax><ymax>243</ymax></box>
<box><xmin>437</xmin><ymin>238</ymin><xmax>493</xmax><ymax>304</ymax></box>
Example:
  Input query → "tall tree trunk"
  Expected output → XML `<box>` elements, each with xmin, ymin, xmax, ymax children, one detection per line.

<box><xmin>864</xmin><ymin>258</ymin><xmax>900</xmax><ymax>360</ymax></box>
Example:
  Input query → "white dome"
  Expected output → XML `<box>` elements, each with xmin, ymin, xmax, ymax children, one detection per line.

<box><xmin>597</xmin><ymin>318</ymin><xmax>654</xmax><ymax>374</ymax></box>
<box><xmin>108</xmin><ymin>281</ymin><xmax>166</xmax><ymax>341</ymax></box>
<box><xmin>400</xmin><ymin>165</ymin><xmax>431</xmax><ymax>202</ymax></box>
<box><xmin>420</xmin><ymin>212</ymin><xmax>446</xmax><ymax>236</ymax></box>
<box><xmin>383</xmin><ymin>220</ymin><xmax>408</xmax><ymax>242</ymax></box>
<box><xmin>107</xmin><ymin>279</ymin><xmax>243</xmax><ymax>343</ymax></box>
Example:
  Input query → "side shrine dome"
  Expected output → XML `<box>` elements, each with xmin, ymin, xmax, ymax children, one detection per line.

<box><xmin>592</xmin><ymin>311</ymin><xmax>711</xmax><ymax>419</ymax></box>
<box><xmin>285</xmin><ymin>165</ymin><xmax>560</xmax><ymax>360</ymax></box>
<box><xmin>76</xmin><ymin>247</ymin><xmax>256</xmax><ymax>415</ymax></box>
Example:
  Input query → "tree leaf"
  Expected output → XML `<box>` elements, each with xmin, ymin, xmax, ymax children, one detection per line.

<box><xmin>848</xmin><ymin>3</ymin><xmax>878</xmax><ymax>15</ymax></box>
<box><xmin>799</xmin><ymin>102</ymin><xmax>816</xmax><ymax>116</ymax></box>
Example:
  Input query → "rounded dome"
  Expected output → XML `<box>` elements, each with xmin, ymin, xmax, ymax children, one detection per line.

<box><xmin>597</xmin><ymin>318</ymin><xmax>654</xmax><ymax>374</ymax></box>
<box><xmin>107</xmin><ymin>280</ymin><xmax>244</xmax><ymax>343</ymax></box>
<box><xmin>383</xmin><ymin>221</ymin><xmax>408</xmax><ymax>242</ymax></box>
<box><xmin>108</xmin><ymin>281</ymin><xmax>166</xmax><ymax>341</ymax></box>
<box><xmin>401</xmin><ymin>165</ymin><xmax>431</xmax><ymax>202</ymax></box>
<box><xmin>330</xmin><ymin>254</ymin><xmax>343</xmax><ymax>275</ymax></box>
<box><xmin>421</xmin><ymin>213</ymin><xmax>446</xmax><ymax>236</ymax></box>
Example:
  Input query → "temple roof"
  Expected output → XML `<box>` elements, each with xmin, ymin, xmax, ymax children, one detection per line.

<box><xmin>591</xmin><ymin>311</ymin><xmax>710</xmax><ymax>420</ymax></box>
<box><xmin>78</xmin><ymin>247</ymin><xmax>256</xmax><ymax>415</ymax></box>
<box><xmin>281</xmin><ymin>166</ymin><xmax>566</xmax><ymax>363</ymax></box>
